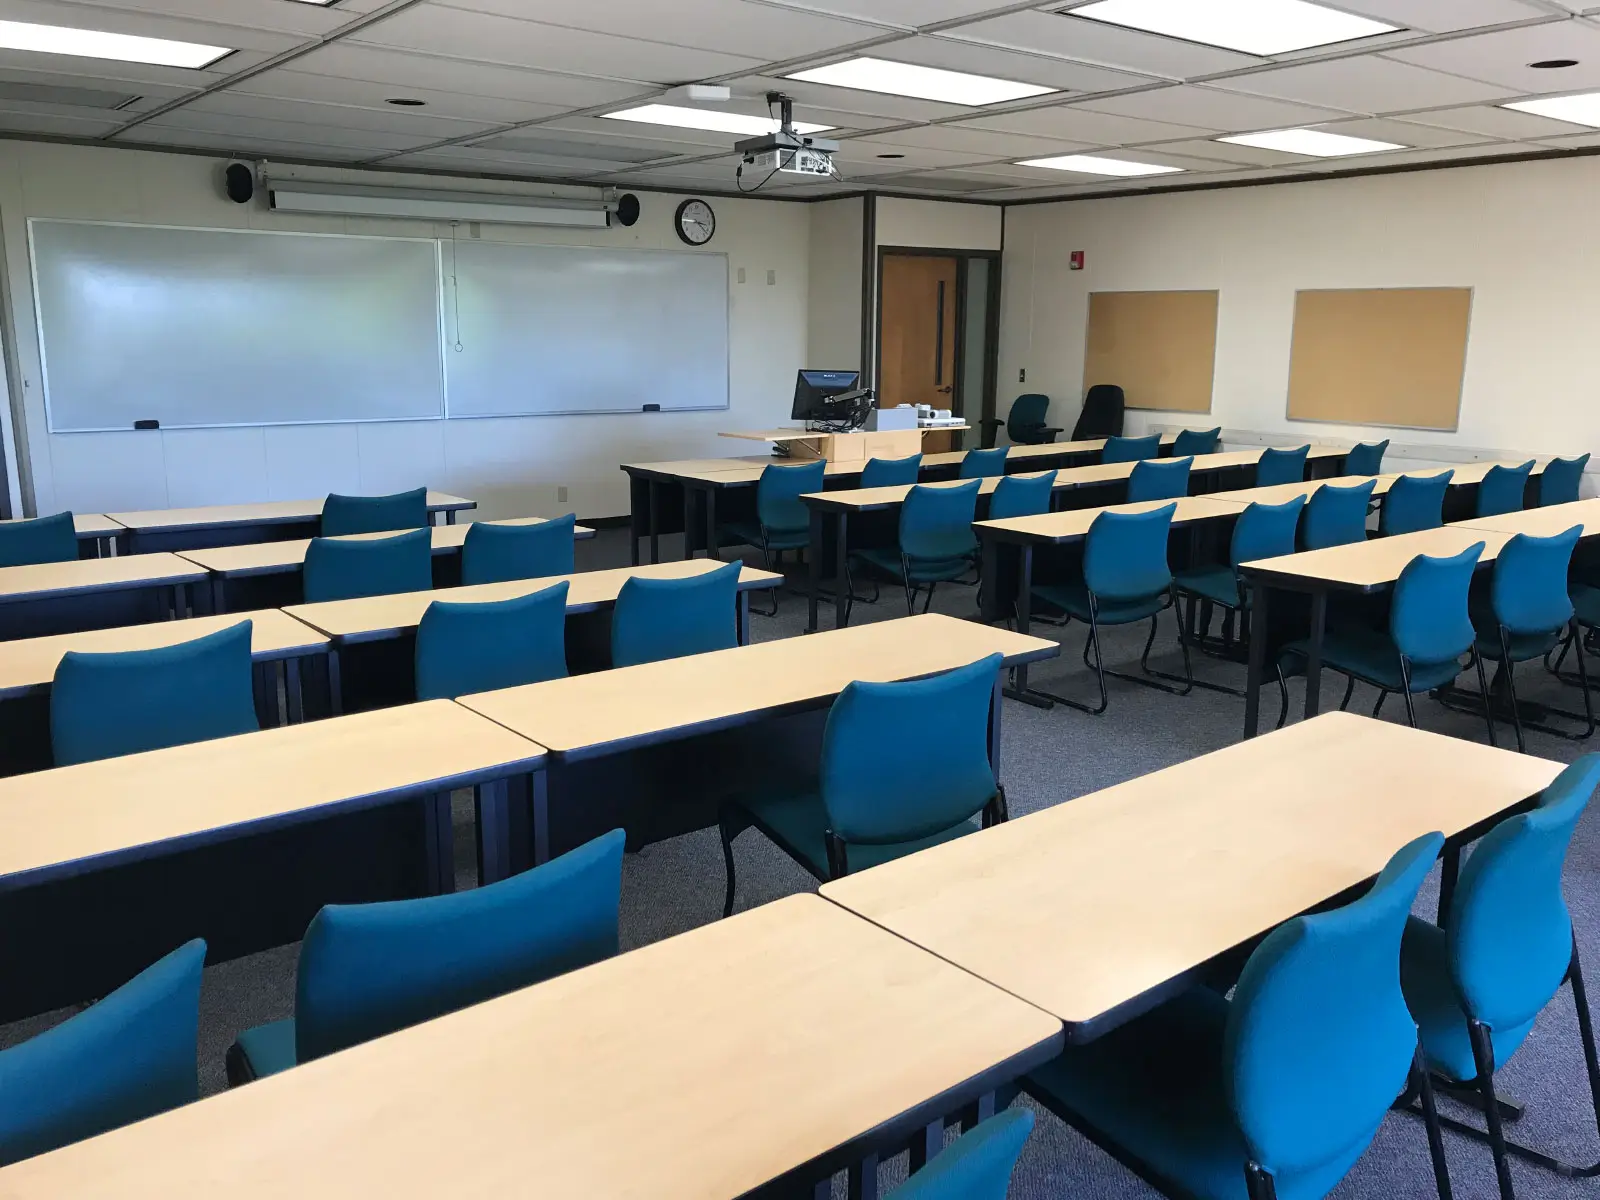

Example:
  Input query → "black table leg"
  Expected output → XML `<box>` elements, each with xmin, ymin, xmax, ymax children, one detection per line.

<box><xmin>807</xmin><ymin>508</ymin><xmax>824</xmax><ymax>634</ymax></box>
<box><xmin>705</xmin><ymin>487</ymin><xmax>719</xmax><ymax>561</ymax></box>
<box><xmin>530</xmin><ymin>771</ymin><xmax>551</xmax><ymax>867</ymax></box>
<box><xmin>1304</xmin><ymin>589</ymin><xmax>1327</xmax><ymax>720</ymax></box>
<box><xmin>286</xmin><ymin>656</ymin><xmax>304</xmax><ymax>725</ymax></box>
<box><xmin>988</xmin><ymin>674</ymin><xmax>1004</xmax><ymax>780</ymax></box>
<box><xmin>738</xmin><ymin>589</ymin><xmax>751</xmax><ymax>645</ymax></box>
<box><xmin>1005</xmin><ymin>547</ymin><xmax>1053</xmax><ymax>709</ymax></box>
<box><xmin>476</xmin><ymin>779</ymin><xmax>512</xmax><ymax>886</ymax></box>
<box><xmin>648</xmin><ymin>481</ymin><xmax>660</xmax><ymax>565</ymax></box>
<box><xmin>1245</xmin><ymin>580</ymin><xmax>1267</xmax><ymax>739</ymax></box>
<box><xmin>423</xmin><ymin>791</ymin><xmax>454</xmax><ymax>894</ymax></box>
<box><xmin>834</xmin><ymin>511</ymin><xmax>850</xmax><ymax>630</ymax></box>
<box><xmin>847</xmin><ymin>1153</ymin><xmax>879</xmax><ymax>1200</ymax></box>
<box><xmin>328</xmin><ymin>649</ymin><xmax>344</xmax><ymax>717</ymax></box>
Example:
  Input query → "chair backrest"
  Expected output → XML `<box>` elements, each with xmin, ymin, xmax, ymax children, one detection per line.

<box><xmin>1230</xmin><ymin>498</ymin><xmax>1306</xmax><ymax>570</ymax></box>
<box><xmin>959</xmin><ymin>447</ymin><xmax>1008</xmax><ymax>479</ymax></box>
<box><xmin>296</xmin><ymin>830</ymin><xmax>624</xmax><ymax>1063</ymax></box>
<box><xmin>1101</xmin><ymin>433</ymin><xmax>1161</xmax><ymax>465</ymax></box>
<box><xmin>861</xmin><ymin>454</ymin><xmax>922</xmax><ymax>489</ymax></box>
<box><xmin>611</xmin><ymin>560</ymin><xmax>741</xmax><ymax>668</ymax></box>
<box><xmin>1390</xmin><ymin>543</ymin><xmax>1484</xmax><ymax>666</ymax></box>
<box><xmin>1225</xmin><ymin>833</ymin><xmax>1442</xmax><ymax>1181</ymax></box>
<box><xmin>885</xmin><ymin>1108</ymin><xmax>1035</xmax><ymax>1200</ymax></box>
<box><xmin>1256</xmin><ymin>445</ymin><xmax>1311</xmax><ymax>488</ymax></box>
<box><xmin>51</xmin><ymin>622</ymin><xmax>259</xmax><ymax>767</ymax></box>
<box><xmin>1477</xmin><ymin>460</ymin><xmax>1535</xmax><ymax>518</ymax></box>
<box><xmin>1126</xmin><ymin>456</ymin><xmax>1192</xmax><ymax>503</ymax></box>
<box><xmin>901</xmin><ymin>481</ymin><xmax>981</xmax><ymax>563</ymax></box>
<box><xmin>986</xmin><ymin>471</ymin><xmax>1056</xmax><ymax>522</ymax></box>
<box><xmin>1172</xmin><ymin>427</ymin><xmax>1221</xmax><ymax>457</ymax></box>
<box><xmin>1344</xmin><ymin>440</ymin><xmax>1390</xmax><ymax>477</ymax></box>
<box><xmin>1301</xmin><ymin>480</ymin><xmax>1376</xmax><ymax>551</ymax></box>
<box><xmin>321</xmin><ymin>487</ymin><xmax>429</xmax><ymax>536</ymax></box>
<box><xmin>1490</xmin><ymin>527</ymin><xmax>1581</xmax><ymax>637</ymax></box>
<box><xmin>302</xmin><ymin>529</ymin><xmax>433</xmax><ymax>603</ymax></box>
<box><xmin>757</xmin><ymin>461</ymin><xmax>827</xmax><ymax>533</ymax></box>
<box><xmin>1540</xmin><ymin>454</ymin><xmax>1590</xmax><ymax>508</ymax></box>
<box><xmin>461</xmin><ymin>515</ymin><xmax>576</xmax><ymax>586</ymax></box>
<box><xmin>1006</xmin><ymin>393</ymin><xmax>1050</xmax><ymax>440</ymax></box>
<box><xmin>1447</xmin><ymin>755</ymin><xmax>1600</xmax><ymax>1041</ymax></box>
<box><xmin>1084</xmin><ymin>503</ymin><xmax>1176</xmax><ymax>602</ymax></box>
<box><xmin>821</xmin><ymin>655</ymin><xmax>1001</xmax><ymax>846</ymax></box>
<box><xmin>0</xmin><ymin>512</ymin><xmax>77</xmax><ymax>568</ymax></box>
<box><xmin>415</xmin><ymin>582</ymin><xmax>570</xmax><ymax>701</ymax></box>
<box><xmin>0</xmin><ymin>939</ymin><xmax>204</xmax><ymax>1167</ymax></box>
<box><xmin>1073</xmin><ymin>383</ymin><xmax>1125</xmax><ymax>441</ymax></box>
<box><xmin>1380</xmin><ymin>471</ymin><xmax>1453</xmax><ymax>536</ymax></box>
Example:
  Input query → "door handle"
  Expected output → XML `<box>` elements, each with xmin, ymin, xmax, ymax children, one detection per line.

<box><xmin>937</xmin><ymin>386</ymin><xmax>953</xmax><ymax>394</ymax></box>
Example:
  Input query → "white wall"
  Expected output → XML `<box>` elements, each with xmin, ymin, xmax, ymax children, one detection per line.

<box><xmin>806</xmin><ymin>196</ymin><xmax>863</xmax><ymax>372</ymax></box>
<box><xmin>0</xmin><ymin>142</ymin><xmax>812</xmax><ymax>520</ymax></box>
<box><xmin>875</xmin><ymin>196</ymin><xmax>1002</xmax><ymax>252</ymax></box>
<box><xmin>1000</xmin><ymin>156</ymin><xmax>1600</xmax><ymax>467</ymax></box>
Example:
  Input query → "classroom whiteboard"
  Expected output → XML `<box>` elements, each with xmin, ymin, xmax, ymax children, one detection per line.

<box><xmin>443</xmin><ymin>240</ymin><xmax>729</xmax><ymax>417</ymax></box>
<box><xmin>31</xmin><ymin>220</ymin><xmax>445</xmax><ymax>432</ymax></box>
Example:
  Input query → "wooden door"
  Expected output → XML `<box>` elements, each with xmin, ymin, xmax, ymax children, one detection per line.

<box><xmin>879</xmin><ymin>256</ymin><xmax>960</xmax><ymax>451</ymax></box>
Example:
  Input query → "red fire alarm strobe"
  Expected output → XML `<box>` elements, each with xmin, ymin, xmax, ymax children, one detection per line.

<box><xmin>1069</xmin><ymin>250</ymin><xmax>1085</xmax><ymax>270</ymax></box>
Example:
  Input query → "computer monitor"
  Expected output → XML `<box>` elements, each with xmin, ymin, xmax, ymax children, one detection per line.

<box><xmin>791</xmin><ymin>369</ymin><xmax>861</xmax><ymax>422</ymax></box>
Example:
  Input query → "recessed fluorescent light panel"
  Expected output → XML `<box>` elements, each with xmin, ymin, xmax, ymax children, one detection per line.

<box><xmin>0</xmin><ymin>19</ymin><xmax>230</xmax><ymax>68</ymax></box>
<box><xmin>1219</xmin><ymin>128</ymin><xmax>1405</xmax><ymax>156</ymax></box>
<box><xmin>603</xmin><ymin>104</ymin><xmax>832</xmax><ymax>137</ymax></box>
<box><xmin>787</xmin><ymin>57</ymin><xmax>1056</xmax><ymax>106</ymax></box>
<box><xmin>1504</xmin><ymin>92</ymin><xmax>1600</xmax><ymax>128</ymax></box>
<box><xmin>1068</xmin><ymin>0</ymin><xmax>1397</xmax><ymax>56</ymax></box>
<box><xmin>1018</xmin><ymin>154</ymin><xmax>1183</xmax><ymax>176</ymax></box>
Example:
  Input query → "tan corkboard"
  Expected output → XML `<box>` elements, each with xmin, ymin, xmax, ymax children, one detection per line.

<box><xmin>1083</xmin><ymin>290</ymin><xmax>1218</xmax><ymax>414</ymax></box>
<box><xmin>1287</xmin><ymin>288</ymin><xmax>1472</xmax><ymax>431</ymax></box>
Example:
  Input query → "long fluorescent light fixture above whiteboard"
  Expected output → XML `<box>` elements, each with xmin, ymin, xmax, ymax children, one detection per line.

<box><xmin>269</xmin><ymin>183</ymin><xmax>612</xmax><ymax>228</ymax></box>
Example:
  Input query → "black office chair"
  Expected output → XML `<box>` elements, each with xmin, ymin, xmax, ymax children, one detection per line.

<box><xmin>1072</xmin><ymin>384</ymin><xmax>1125</xmax><ymax>441</ymax></box>
<box><xmin>978</xmin><ymin>394</ymin><xmax>1060</xmax><ymax>447</ymax></box>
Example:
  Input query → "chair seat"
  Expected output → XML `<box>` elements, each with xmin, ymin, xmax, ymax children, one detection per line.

<box><xmin>740</xmin><ymin>789</ymin><xmax>981</xmax><ymax>879</ymax></box>
<box><xmin>232</xmin><ymin>1018</ymin><xmax>298</xmax><ymax>1081</ymax></box>
<box><xmin>1280</xmin><ymin>626</ymin><xmax>1466</xmax><ymax>694</ymax></box>
<box><xmin>850</xmin><ymin>546</ymin><xmax>974</xmax><ymax>585</ymax></box>
<box><xmin>722</xmin><ymin>520</ymin><xmax>810</xmax><ymax>553</ymax></box>
<box><xmin>1572</xmin><ymin>583</ymin><xmax>1600</xmax><ymax>628</ymax></box>
<box><xmin>1471</xmin><ymin>622</ymin><xmax>1562</xmax><ymax>663</ymax></box>
<box><xmin>1399</xmin><ymin>917</ymin><xmax>1535</xmax><ymax>1084</ymax></box>
<box><xmin>1027</xmin><ymin>988</ymin><xmax>1365</xmax><ymax>1200</ymax></box>
<box><xmin>1175</xmin><ymin>566</ymin><xmax>1242</xmax><ymax>609</ymax></box>
<box><xmin>1033</xmin><ymin>581</ymin><xmax>1168</xmax><ymax>626</ymax></box>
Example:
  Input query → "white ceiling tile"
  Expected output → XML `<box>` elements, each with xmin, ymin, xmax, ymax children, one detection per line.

<box><xmin>1384</xmin><ymin>20</ymin><xmax>1600</xmax><ymax>92</ymax></box>
<box><xmin>756</xmin><ymin>0</ymin><xmax>1015</xmax><ymax>29</ymax></box>
<box><xmin>953</xmin><ymin>103</ymin><xmax>1212</xmax><ymax>145</ymax></box>
<box><xmin>233</xmin><ymin>69</ymin><xmax>568</xmax><ymax>126</ymax></box>
<box><xmin>116</xmin><ymin>124</ymin><xmax>369</xmax><ymax>161</ymax></box>
<box><xmin>833</xmin><ymin>138</ymin><xmax>998</xmax><ymax>167</ymax></box>
<box><xmin>285</xmin><ymin>44</ymin><xmax>648</xmax><ymax>108</ymax></box>
<box><xmin>1223</xmin><ymin>55</ymin><xmax>1517</xmax><ymax>112</ymax></box>
<box><xmin>1301</xmin><ymin>139</ymin><xmax>1544</xmax><ymax>167</ymax></box>
<box><xmin>0</xmin><ymin>0</ymin><xmax>303</xmax><ymax>53</ymax></box>
<box><xmin>732</xmin><ymin>73</ymin><xmax>973</xmax><ymax>122</ymax></box>
<box><xmin>0</xmin><ymin>109</ymin><xmax>120</xmax><ymax>136</ymax></box>
<box><xmin>1072</xmin><ymin>84</ymin><xmax>1351</xmax><ymax>133</ymax></box>
<box><xmin>181</xmin><ymin>91</ymin><xmax>495</xmax><ymax>139</ymax></box>
<box><xmin>0</xmin><ymin>62</ymin><xmax>192</xmax><ymax>106</ymax></box>
<box><xmin>853</xmin><ymin>123</ymin><xmax>1092</xmax><ymax>157</ymax></box>
<box><xmin>58</xmin><ymin>0</ymin><xmax>353</xmax><ymax>37</ymax></box>
<box><xmin>1316</xmin><ymin>115</ymin><xmax>1499</xmax><ymax>147</ymax></box>
<box><xmin>1133</xmin><ymin>136</ymin><xmax>1317</xmax><ymax>165</ymax></box>
<box><xmin>944</xmin><ymin>11</ymin><xmax>1262</xmax><ymax>80</ymax></box>
<box><xmin>144</xmin><ymin>109</ymin><xmax>437</xmax><ymax>153</ymax></box>
<box><xmin>879</xmin><ymin>33</ymin><xmax>1161</xmax><ymax>94</ymax></box>
<box><xmin>1535</xmin><ymin>129</ymin><xmax>1600</xmax><ymax>147</ymax></box>
<box><xmin>1400</xmin><ymin>101</ymin><xmax>1592</xmax><ymax>137</ymax></box>
<box><xmin>0</xmin><ymin>44</ymin><xmax>275</xmax><ymax>86</ymax></box>
<box><xmin>1329</xmin><ymin>1</ymin><xmax>1562</xmax><ymax>34</ymax></box>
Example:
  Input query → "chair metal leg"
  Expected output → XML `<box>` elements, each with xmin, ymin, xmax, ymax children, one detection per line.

<box><xmin>1276</xmin><ymin>665</ymin><xmax>1292</xmax><ymax>730</ymax></box>
<box><xmin>1417</xmin><ymin>1047</ymin><xmax>1457</xmax><ymax>1200</ymax></box>
<box><xmin>1244</xmin><ymin>1163</ymin><xmax>1279</xmax><ymax>1200</ymax></box>
<box><xmin>1370</xmin><ymin>688</ymin><xmax>1386</xmax><ymax>718</ymax></box>
<box><xmin>751</xmin><ymin>542</ymin><xmax>781</xmax><ymax>618</ymax></box>
<box><xmin>1470</xmin><ymin>1019</ymin><xmax>1519</xmax><ymax>1200</ymax></box>
<box><xmin>1497</xmin><ymin>627</ymin><xmax>1528</xmax><ymax>753</ymax></box>
<box><xmin>1399</xmin><ymin>658</ymin><xmax>1419</xmax><ymax>728</ymax></box>
<box><xmin>718</xmin><ymin>809</ymin><xmax>745</xmax><ymax>919</ymax></box>
<box><xmin>1474</xmin><ymin>648</ymin><xmax>1499</xmax><ymax>748</ymax></box>
<box><xmin>900</xmin><ymin>553</ymin><xmax>916</xmax><ymax>617</ymax></box>
<box><xmin>922</xmin><ymin>581</ymin><xmax>937</xmax><ymax>614</ymax></box>
<box><xmin>1341</xmin><ymin>675</ymin><xmax>1357</xmax><ymax>712</ymax></box>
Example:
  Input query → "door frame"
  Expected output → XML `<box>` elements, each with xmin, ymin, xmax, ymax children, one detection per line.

<box><xmin>874</xmin><ymin>245</ymin><xmax>1002</xmax><ymax>435</ymax></box>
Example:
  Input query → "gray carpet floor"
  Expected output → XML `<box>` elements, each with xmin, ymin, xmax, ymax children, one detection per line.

<box><xmin>9</xmin><ymin>525</ymin><xmax>1600</xmax><ymax>1199</ymax></box>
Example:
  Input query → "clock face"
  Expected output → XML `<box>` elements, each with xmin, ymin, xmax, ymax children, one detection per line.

<box><xmin>675</xmin><ymin>199</ymin><xmax>716</xmax><ymax>246</ymax></box>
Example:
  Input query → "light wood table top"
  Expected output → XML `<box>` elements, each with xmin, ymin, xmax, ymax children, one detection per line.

<box><xmin>822</xmin><ymin>712</ymin><xmax>1561</xmax><ymax>1036</ymax></box>
<box><xmin>457</xmin><ymin>613</ymin><xmax>1058</xmax><ymax>756</ymax></box>
<box><xmin>661</xmin><ymin>459</ymin><xmax>868</xmax><ymax>485</ymax></box>
<box><xmin>1205</xmin><ymin>474</ymin><xmax>1399</xmax><ymax>508</ymax></box>
<box><xmin>176</xmin><ymin>518</ymin><xmax>596</xmax><ymax>579</ymax></box>
<box><xmin>0</xmin><ymin>611</ymin><xmax>327</xmax><ymax>701</ymax></box>
<box><xmin>287</xmin><ymin>560</ymin><xmax>781</xmax><ymax>644</ymax></box>
<box><xmin>801</xmin><ymin>472</ymin><xmax>1053</xmax><ymax>511</ymax></box>
<box><xmin>975</xmin><ymin>496</ymin><xmax>1245</xmax><ymax>545</ymax></box>
<box><xmin>1455</xmin><ymin>497</ymin><xmax>1600</xmax><ymax>538</ymax></box>
<box><xmin>1242</xmin><ymin>525</ymin><xmax>1514</xmax><ymax>591</ymax></box>
<box><xmin>1421</xmin><ymin>458</ymin><xmax>1550</xmax><ymax>487</ymax></box>
<box><xmin>107</xmin><ymin>492</ymin><xmax>474</xmax><ymax>534</ymax></box>
<box><xmin>0</xmin><ymin>553</ymin><xmax>205</xmax><ymax>604</ymax></box>
<box><xmin>0</xmin><ymin>895</ymin><xmax>1060</xmax><ymax>1200</ymax></box>
<box><xmin>722</xmin><ymin>426</ymin><xmax>970</xmax><ymax>443</ymax></box>
<box><xmin>0</xmin><ymin>700</ymin><xmax>544</xmax><ymax>891</ymax></box>
<box><xmin>1</xmin><ymin>514</ymin><xmax>126</xmax><ymax>539</ymax></box>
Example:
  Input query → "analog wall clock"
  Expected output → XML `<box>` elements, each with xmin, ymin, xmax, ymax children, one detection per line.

<box><xmin>674</xmin><ymin>198</ymin><xmax>716</xmax><ymax>246</ymax></box>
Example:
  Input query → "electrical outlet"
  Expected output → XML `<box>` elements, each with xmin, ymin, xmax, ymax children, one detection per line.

<box><xmin>1019</xmin><ymin>368</ymin><xmax>1027</xmax><ymax>383</ymax></box>
<box><xmin>469</xmin><ymin>222</ymin><xmax>481</xmax><ymax>238</ymax></box>
<box><xmin>557</xmin><ymin>486</ymin><xmax>569</xmax><ymax>503</ymax></box>
<box><xmin>766</xmin><ymin>269</ymin><xmax>776</xmax><ymax>285</ymax></box>
<box><xmin>737</xmin><ymin>267</ymin><xmax>747</xmax><ymax>284</ymax></box>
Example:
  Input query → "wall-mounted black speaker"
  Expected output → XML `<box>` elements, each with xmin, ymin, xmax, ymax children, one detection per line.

<box><xmin>223</xmin><ymin>162</ymin><xmax>255</xmax><ymax>205</ymax></box>
<box><xmin>613</xmin><ymin>192</ymin><xmax>640</xmax><ymax>228</ymax></box>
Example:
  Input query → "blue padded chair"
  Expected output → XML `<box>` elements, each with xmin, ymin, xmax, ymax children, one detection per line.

<box><xmin>1127</xmin><ymin>456</ymin><xmax>1193</xmax><ymax>503</ymax></box>
<box><xmin>303</xmin><ymin>529</ymin><xmax>433</xmax><ymax>604</ymax></box>
<box><xmin>0</xmin><ymin>939</ymin><xmax>204</xmax><ymax>1166</ymax></box>
<box><xmin>960</xmin><ymin>447</ymin><xmax>1009</xmax><ymax>479</ymax></box>
<box><xmin>51</xmin><ymin>621</ymin><xmax>258</xmax><ymax>767</ymax></box>
<box><xmin>1026</xmin><ymin>834</ymin><xmax>1452</xmax><ymax>1200</ymax></box>
<box><xmin>861</xmin><ymin>454</ymin><xmax>922</xmax><ymax>488</ymax></box>
<box><xmin>1256</xmin><ymin>446</ymin><xmax>1310</xmax><ymax>488</ymax></box>
<box><xmin>321</xmin><ymin>487</ymin><xmax>428</xmax><ymax>536</ymax></box>
<box><xmin>980</xmin><ymin>394</ymin><xmax>1059</xmax><ymax>447</ymax></box>
<box><xmin>1400</xmin><ymin>756</ymin><xmax>1600</xmax><ymax>1200</ymax></box>
<box><xmin>1380</xmin><ymin>472</ymin><xmax>1453</xmax><ymax>537</ymax></box>
<box><xmin>720</xmin><ymin>655</ymin><xmax>1005</xmax><ymax>914</ymax></box>
<box><xmin>415</xmin><ymin>582</ymin><xmax>569</xmax><ymax>701</ymax></box>
<box><xmin>461</xmin><ymin>515</ymin><xmax>576</xmax><ymax>585</ymax></box>
<box><xmin>849</xmin><ymin>481</ymin><xmax>981</xmax><ymax>621</ymax></box>
<box><xmin>1102</xmin><ymin>434</ymin><xmax>1161</xmax><ymax>465</ymax></box>
<box><xmin>1477</xmin><ymin>461</ymin><xmax>1535</xmax><ymax>519</ymax></box>
<box><xmin>1032</xmin><ymin>503</ymin><xmax>1192</xmax><ymax>715</ymax></box>
<box><xmin>1540</xmin><ymin>454</ymin><xmax>1589</xmax><ymax>507</ymax></box>
<box><xmin>227</xmin><ymin>830</ymin><xmax>625</xmax><ymax>1084</ymax></box>
<box><xmin>1301</xmin><ymin>480</ymin><xmax>1377</xmax><ymax>551</ymax></box>
<box><xmin>1345</xmin><ymin>441</ymin><xmax>1390</xmax><ymax>476</ymax></box>
<box><xmin>1469</xmin><ymin>527</ymin><xmax>1591</xmax><ymax>753</ymax></box>
<box><xmin>1173</xmin><ymin>427</ymin><xmax>1221</xmax><ymax>457</ymax></box>
<box><xmin>987</xmin><ymin>472</ymin><xmax>1056</xmax><ymax>522</ymax></box>
<box><xmin>612</xmin><ymin>559</ymin><xmax>741</xmax><ymax>668</ymax></box>
<box><xmin>0</xmin><ymin>512</ymin><xmax>77</xmax><ymax>568</ymax></box>
<box><xmin>887</xmin><ymin>1108</ymin><xmax>1036</xmax><ymax>1200</ymax></box>
<box><xmin>721</xmin><ymin>461</ymin><xmax>826</xmax><ymax>616</ymax></box>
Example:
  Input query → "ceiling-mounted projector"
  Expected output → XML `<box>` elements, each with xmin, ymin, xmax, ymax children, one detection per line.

<box><xmin>734</xmin><ymin>92</ymin><xmax>839</xmax><ymax>187</ymax></box>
